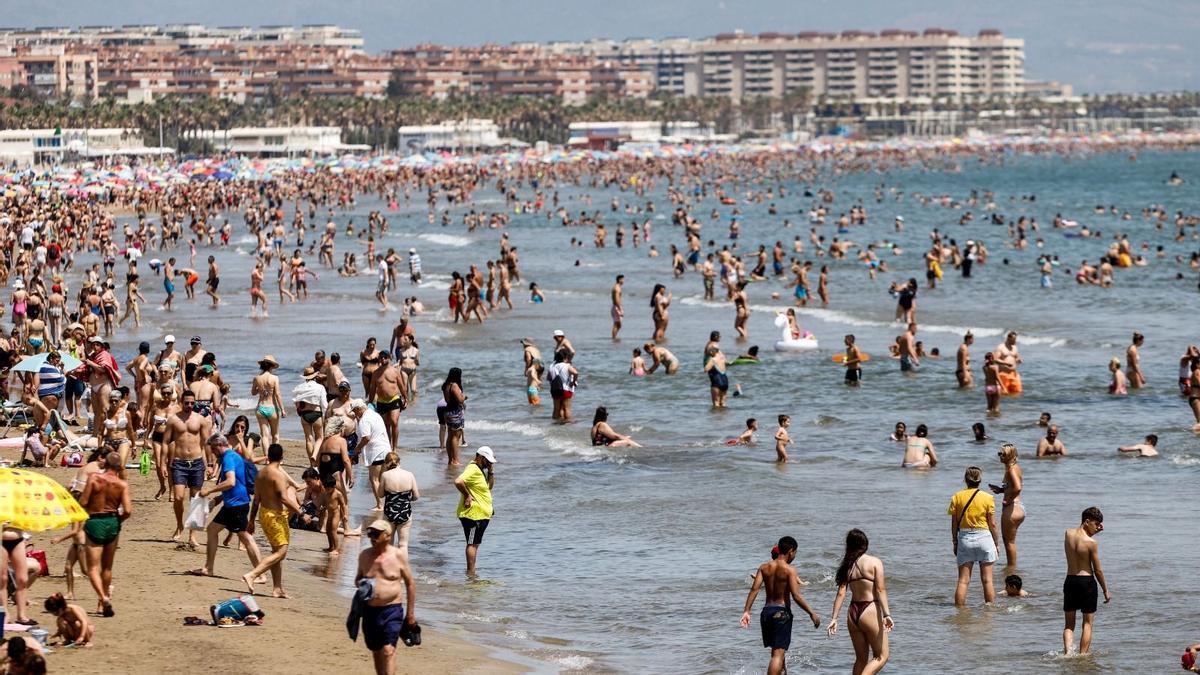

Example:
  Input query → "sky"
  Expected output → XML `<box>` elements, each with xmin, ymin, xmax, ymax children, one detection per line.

<box><xmin>4</xmin><ymin>0</ymin><xmax>1199</xmax><ymax>93</ymax></box>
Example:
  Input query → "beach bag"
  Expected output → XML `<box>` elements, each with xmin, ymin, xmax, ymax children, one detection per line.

<box><xmin>184</xmin><ymin>495</ymin><xmax>210</xmax><ymax>531</ymax></box>
<box><xmin>549</xmin><ymin>367</ymin><xmax>565</xmax><ymax>398</ymax></box>
<box><xmin>138</xmin><ymin>448</ymin><xmax>152</xmax><ymax>476</ymax></box>
<box><xmin>243</xmin><ymin>461</ymin><xmax>259</xmax><ymax>496</ymax></box>
<box><xmin>210</xmin><ymin>595</ymin><xmax>263</xmax><ymax>624</ymax></box>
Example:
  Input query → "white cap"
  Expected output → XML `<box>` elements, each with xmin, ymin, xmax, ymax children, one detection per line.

<box><xmin>349</xmin><ymin>398</ymin><xmax>368</xmax><ymax>411</ymax></box>
<box><xmin>409</xmin><ymin>248</ymin><xmax>416</xmax><ymax>253</ymax></box>
<box><xmin>476</xmin><ymin>446</ymin><xmax>497</xmax><ymax>463</ymax></box>
<box><xmin>895</xmin><ymin>215</ymin><xmax>904</xmax><ymax>221</ymax></box>
<box><xmin>164</xmin><ymin>334</ymin><xmax>176</xmax><ymax>343</ymax></box>
<box><xmin>553</xmin><ymin>329</ymin><xmax>565</xmax><ymax>337</ymax></box>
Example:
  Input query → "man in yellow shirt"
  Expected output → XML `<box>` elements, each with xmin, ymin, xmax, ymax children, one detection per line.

<box><xmin>454</xmin><ymin>446</ymin><xmax>496</xmax><ymax>576</ymax></box>
<box><xmin>947</xmin><ymin>466</ymin><xmax>999</xmax><ymax>606</ymax></box>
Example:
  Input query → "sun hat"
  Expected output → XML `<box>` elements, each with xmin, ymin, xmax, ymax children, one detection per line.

<box><xmin>476</xmin><ymin>446</ymin><xmax>497</xmax><ymax>463</ymax></box>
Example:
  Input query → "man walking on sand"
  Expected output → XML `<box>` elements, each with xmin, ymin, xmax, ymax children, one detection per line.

<box><xmin>189</xmin><ymin>434</ymin><xmax>262</xmax><ymax>578</ymax></box>
<box><xmin>355</xmin><ymin>519</ymin><xmax>418</xmax><ymax>675</ymax></box>
<box><xmin>164</xmin><ymin>389</ymin><xmax>212</xmax><ymax>549</ymax></box>
<box><xmin>454</xmin><ymin>446</ymin><xmax>496</xmax><ymax>577</ymax></box>
<box><xmin>739</xmin><ymin>536</ymin><xmax>821</xmax><ymax>675</ymax></box>
<box><xmin>78</xmin><ymin>452</ymin><xmax>132</xmax><ymax>618</ymax></box>
<box><xmin>1063</xmin><ymin>507</ymin><xmax>1111</xmax><ymax>655</ymax></box>
<box><xmin>243</xmin><ymin>443</ymin><xmax>301</xmax><ymax>597</ymax></box>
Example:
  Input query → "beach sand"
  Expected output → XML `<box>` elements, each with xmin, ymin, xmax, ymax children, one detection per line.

<box><xmin>18</xmin><ymin>441</ymin><xmax>522</xmax><ymax>674</ymax></box>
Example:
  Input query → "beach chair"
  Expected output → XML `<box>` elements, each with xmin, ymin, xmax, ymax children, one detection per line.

<box><xmin>0</xmin><ymin>401</ymin><xmax>34</xmax><ymax>438</ymax></box>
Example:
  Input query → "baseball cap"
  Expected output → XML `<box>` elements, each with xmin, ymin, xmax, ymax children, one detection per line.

<box><xmin>349</xmin><ymin>398</ymin><xmax>367</xmax><ymax>411</ymax></box>
<box><xmin>87</xmin><ymin>336</ymin><xmax>104</xmax><ymax>344</ymax></box>
<box><xmin>408</xmin><ymin>247</ymin><xmax>416</xmax><ymax>253</ymax></box>
<box><xmin>552</xmin><ymin>329</ymin><xmax>564</xmax><ymax>337</ymax></box>
<box><xmin>190</xmin><ymin>336</ymin><xmax>202</xmax><ymax>344</ymax></box>
<box><xmin>164</xmin><ymin>334</ymin><xmax>176</xmax><ymax>344</ymax></box>
<box><xmin>476</xmin><ymin>446</ymin><xmax>497</xmax><ymax>463</ymax></box>
<box><xmin>337</xmin><ymin>381</ymin><xmax>352</xmax><ymax>390</ymax></box>
<box><xmin>366</xmin><ymin>519</ymin><xmax>393</xmax><ymax>536</ymax></box>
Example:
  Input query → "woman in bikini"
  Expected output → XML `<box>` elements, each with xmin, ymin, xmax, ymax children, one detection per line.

<box><xmin>251</xmin><ymin>355</ymin><xmax>285</xmax><ymax>447</ymax></box>
<box><xmin>155</xmin><ymin>337</ymin><xmax>183</xmax><ymax>388</ymax></box>
<box><xmin>590</xmin><ymin>407</ymin><xmax>642</xmax><ymax>448</ymax></box>
<box><xmin>148</xmin><ymin>383</ymin><xmax>177</xmax><ymax>499</ymax></box>
<box><xmin>359</xmin><ymin>337</ymin><xmax>381</xmax><ymax>395</ymax></box>
<box><xmin>901</xmin><ymin>424</ymin><xmax>938</xmax><ymax>468</ymax></box>
<box><xmin>118</xmin><ymin>272</ymin><xmax>145</xmax><ymax>328</ymax></box>
<box><xmin>650</xmin><ymin>284</ymin><xmax>671</xmax><ymax>342</ymax></box>
<box><xmin>990</xmin><ymin>442</ymin><xmax>1025</xmax><ymax>568</ymax></box>
<box><xmin>101</xmin><ymin>389</ymin><xmax>134</xmax><ymax>467</ymax></box>
<box><xmin>1107</xmin><ymin>357</ymin><xmax>1128</xmax><ymax>395</ymax></box>
<box><xmin>828</xmin><ymin>529</ymin><xmax>892</xmax><ymax>675</ymax></box>
<box><xmin>398</xmin><ymin>334</ymin><xmax>420</xmax><ymax>401</ymax></box>
<box><xmin>250</xmin><ymin>261</ymin><xmax>270</xmax><ymax>317</ymax></box>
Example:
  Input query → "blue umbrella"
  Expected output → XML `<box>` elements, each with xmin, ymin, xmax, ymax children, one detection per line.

<box><xmin>11</xmin><ymin>352</ymin><xmax>82</xmax><ymax>374</ymax></box>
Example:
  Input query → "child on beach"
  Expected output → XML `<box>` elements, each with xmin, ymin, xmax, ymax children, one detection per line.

<box><xmin>726</xmin><ymin>418</ymin><xmax>758</xmax><ymax>446</ymax></box>
<box><xmin>525</xmin><ymin>361</ymin><xmax>543</xmax><ymax>405</ymax></box>
<box><xmin>45</xmin><ymin>593</ymin><xmax>94</xmax><ymax>646</ymax></box>
<box><xmin>629</xmin><ymin>348</ymin><xmax>646</xmax><ymax>376</ymax></box>
<box><xmin>49</xmin><ymin>522</ymin><xmax>87</xmax><ymax>600</ymax></box>
<box><xmin>529</xmin><ymin>282</ymin><xmax>545</xmax><ymax>304</ymax></box>
<box><xmin>774</xmin><ymin>415</ymin><xmax>792</xmax><ymax>463</ymax></box>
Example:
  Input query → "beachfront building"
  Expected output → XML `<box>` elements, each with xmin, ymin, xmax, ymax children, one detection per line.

<box><xmin>568</xmin><ymin>121</ymin><xmax>663</xmax><ymax>149</ymax></box>
<box><xmin>190</xmin><ymin>126</ymin><xmax>369</xmax><ymax>156</ymax></box>
<box><xmin>546</xmin><ymin>28</ymin><xmax>1026</xmax><ymax>102</ymax></box>
<box><xmin>396</xmin><ymin>119</ymin><xmax>527</xmax><ymax>153</ymax></box>
<box><xmin>0</xmin><ymin>128</ymin><xmax>172</xmax><ymax>165</ymax></box>
<box><xmin>0</xmin><ymin>46</ymin><xmax>98</xmax><ymax>100</ymax></box>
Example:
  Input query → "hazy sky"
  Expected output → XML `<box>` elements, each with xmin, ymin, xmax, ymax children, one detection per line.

<box><xmin>5</xmin><ymin>0</ymin><xmax>1198</xmax><ymax>93</ymax></box>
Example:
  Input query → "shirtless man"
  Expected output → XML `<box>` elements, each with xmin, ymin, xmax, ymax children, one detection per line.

<box><xmin>1036</xmin><ymin>425</ymin><xmax>1067</xmax><ymax>457</ymax></box>
<box><xmin>368</xmin><ymin>358</ymin><xmax>406</xmax><ymax>453</ymax></box>
<box><xmin>243</xmin><ymin>443</ymin><xmax>301</xmax><ymax>598</ymax></box>
<box><xmin>739</xmin><ymin>536</ymin><xmax>821</xmax><ymax>675</ymax></box>
<box><xmin>995</xmin><ymin>332</ymin><xmax>1023</xmax><ymax>395</ymax></box>
<box><xmin>611</xmin><ymin>275</ymin><xmax>624</xmax><ymax>340</ymax></box>
<box><xmin>78</xmin><ymin>452</ymin><xmax>132</xmax><ymax>617</ymax></box>
<box><xmin>355</xmin><ymin>519</ymin><xmax>418</xmax><ymax>675</ymax></box>
<box><xmin>205</xmin><ymin>255</ymin><xmax>221</xmax><ymax>307</ymax></box>
<box><xmin>897</xmin><ymin>323</ymin><xmax>919</xmax><ymax>372</ymax></box>
<box><xmin>163</xmin><ymin>390</ymin><xmax>213</xmax><ymax>547</ymax></box>
<box><xmin>1062</xmin><ymin>507</ymin><xmax>1111</xmax><ymax>655</ymax></box>
<box><xmin>1126</xmin><ymin>332</ymin><xmax>1145</xmax><ymax>389</ymax></box>
<box><xmin>956</xmin><ymin>332</ymin><xmax>975</xmax><ymax>388</ymax></box>
<box><xmin>126</xmin><ymin>341</ymin><xmax>156</xmax><ymax>424</ymax></box>
<box><xmin>162</xmin><ymin>257</ymin><xmax>177</xmax><ymax>310</ymax></box>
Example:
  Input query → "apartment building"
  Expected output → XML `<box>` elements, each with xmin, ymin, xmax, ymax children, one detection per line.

<box><xmin>0</xmin><ymin>24</ymin><xmax>364</xmax><ymax>52</ymax></box>
<box><xmin>386</xmin><ymin>45</ymin><xmax>652</xmax><ymax>104</ymax></box>
<box><xmin>548</xmin><ymin>28</ymin><xmax>1026</xmax><ymax>102</ymax></box>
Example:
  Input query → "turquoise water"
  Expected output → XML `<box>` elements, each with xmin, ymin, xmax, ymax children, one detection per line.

<box><xmin>107</xmin><ymin>148</ymin><xmax>1200</xmax><ymax>673</ymax></box>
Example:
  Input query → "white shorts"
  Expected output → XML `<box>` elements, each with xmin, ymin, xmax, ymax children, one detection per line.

<box><xmin>956</xmin><ymin>528</ymin><xmax>997</xmax><ymax>566</ymax></box>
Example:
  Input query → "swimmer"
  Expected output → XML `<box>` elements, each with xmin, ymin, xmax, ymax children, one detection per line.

<box><xmin>1036</xmin><ymin>425</ymin><xmax>1067</xmax><ymax>457</ymax></box>
<box><xmin>774</xmin><ymin>415</ymin><xmax>792</xmax><ymax>463</ymax></box>
<box><xmin>843</xmin><ymin>334</ymin><xmax>863</xmax><ymax>386</ymax></box>
<box><xmin>590</xmin><ymin>407</ymin><xmax>641</xmax><ymax>448</ymax></box>
<box><xmin>889</xmin><ymin>422</ymin><xmax>907</xmax><ymax>442</ymax></box>
<box><xmin>728</xmin><ymin>418</ymin><xmax>758</xmax><ymax>446</ymax></box>
<box><xmin>971</xmin><ymin>422</ymin><xmax>989</xmax><ymax>442</ymax></box>
<box><xmin>1126</xmin><ymin>332</ymin><xmax>1146</xmax><ymax>388</ymax></box>
<box><xmin>901</xmin><ymin>424</ymin><xmax>938</xmax><ymax>468</ymax></box>
<box><xmin>1117</xmin><ymin>434</ymin><xmax>1159</xmax><ymax>457</ymax></box>
<box><xmin>1037</xmin><ymin>412</ymin><xmax>1052</xmax><ymax>428</ymax></box>
<box><xmin>1003</xmin><ymin>574</ymin><xmax>1030</xmax><ymax>598</ymax></box>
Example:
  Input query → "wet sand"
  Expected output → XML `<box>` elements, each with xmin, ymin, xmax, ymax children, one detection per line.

<box><xmin>21</xmin><ymin>441</ymin><xmax>524</xmax><ymax>674</ymax></box>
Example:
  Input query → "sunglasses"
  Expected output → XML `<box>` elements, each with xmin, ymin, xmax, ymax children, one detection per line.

<box><xmin>367</xmin><ymin>529</ymin><xmax>386</xmax><ymax>539</ymax></box>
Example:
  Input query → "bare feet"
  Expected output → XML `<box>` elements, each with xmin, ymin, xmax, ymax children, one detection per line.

<box><xmin>240</xmin><ymin>573</ymin><xmax>256</xmax><ymax>595</ymax></box>
<box><xmin>272</xmin><ymin>589</ymin><xmax>289</xmax><ymax>599</ymax></box>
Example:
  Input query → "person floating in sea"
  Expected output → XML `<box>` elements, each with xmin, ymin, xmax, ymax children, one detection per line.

<box><xmin>1117</xmin><ymin>434</ymin><xmax>1159</xmax><ymax>457</ymax></box>
<box><xmin>739</xmin><ymin>536</ymin><xmax>821</xmax><ymax>675</ymax></box>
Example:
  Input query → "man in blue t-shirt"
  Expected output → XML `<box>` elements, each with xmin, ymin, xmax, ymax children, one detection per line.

<box><xmin>189</xmin><ymin>434</ymin><xmax>263</xmax><ymax>578</ymax></box>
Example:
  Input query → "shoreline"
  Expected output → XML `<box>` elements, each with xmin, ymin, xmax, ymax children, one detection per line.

<box><xmin>25</xmin><ymin>442</ymin><xmax>529</xmax><ymax>674</ymax></box>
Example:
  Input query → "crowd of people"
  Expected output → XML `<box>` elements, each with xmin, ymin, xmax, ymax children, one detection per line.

<box><xmin>0</xmin><ymin>134</ymin><xmax>1194</xmax><ymax>673</ymax></box>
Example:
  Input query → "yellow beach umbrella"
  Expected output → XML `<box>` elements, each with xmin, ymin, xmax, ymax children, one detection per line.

<box><xmin>0</xmin><ymin>468</ymin><xmax>89</xmax><ymax>532</ymax></box>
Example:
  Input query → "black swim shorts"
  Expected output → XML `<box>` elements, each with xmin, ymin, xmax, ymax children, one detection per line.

<box><xmin>760</xmin><ymin>605</ymin><xmax>793</xmax><ymax>650</ymax></box>
<box><xmin>1063</xmin><ymin>574</ymin><xmax>1098</xmax><ymax>614</ymax></box>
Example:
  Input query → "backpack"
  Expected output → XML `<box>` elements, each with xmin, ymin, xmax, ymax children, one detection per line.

<box><xmin>243</xmin><ymin>460</ymin><xmax>259</xmax><ymax>496</ymax></box>
<box><xmin>549</xmin><ymin>365</ymin><xmax>565</xmax><ymax>398</ymax></box>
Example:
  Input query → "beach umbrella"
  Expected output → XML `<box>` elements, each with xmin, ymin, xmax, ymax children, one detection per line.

<box><xmin>0</xmin><ymin>468</ymin><xmax>89</xmax><ymax>532</ymax></box>
<box><xmin>10</xmin><ymin>352</ymin><xmax>83</xmax><ymax>374</ymax></box>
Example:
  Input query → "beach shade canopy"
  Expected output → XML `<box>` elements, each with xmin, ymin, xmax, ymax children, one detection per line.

<box><xmin>0</xmin><ymin>468</ymin><xmax>89</xmax><ymax>532</ymax></box>
<box><xmin>10</xmin><ymin>352</ymin><xmax>83</xmax><ymax>374</ymax></box>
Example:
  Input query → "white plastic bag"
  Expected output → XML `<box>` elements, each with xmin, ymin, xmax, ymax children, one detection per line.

<box><xmin>184</xmin><ymin>495</ymin><xmax>210</xmax><ymax>531</ymax></box>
